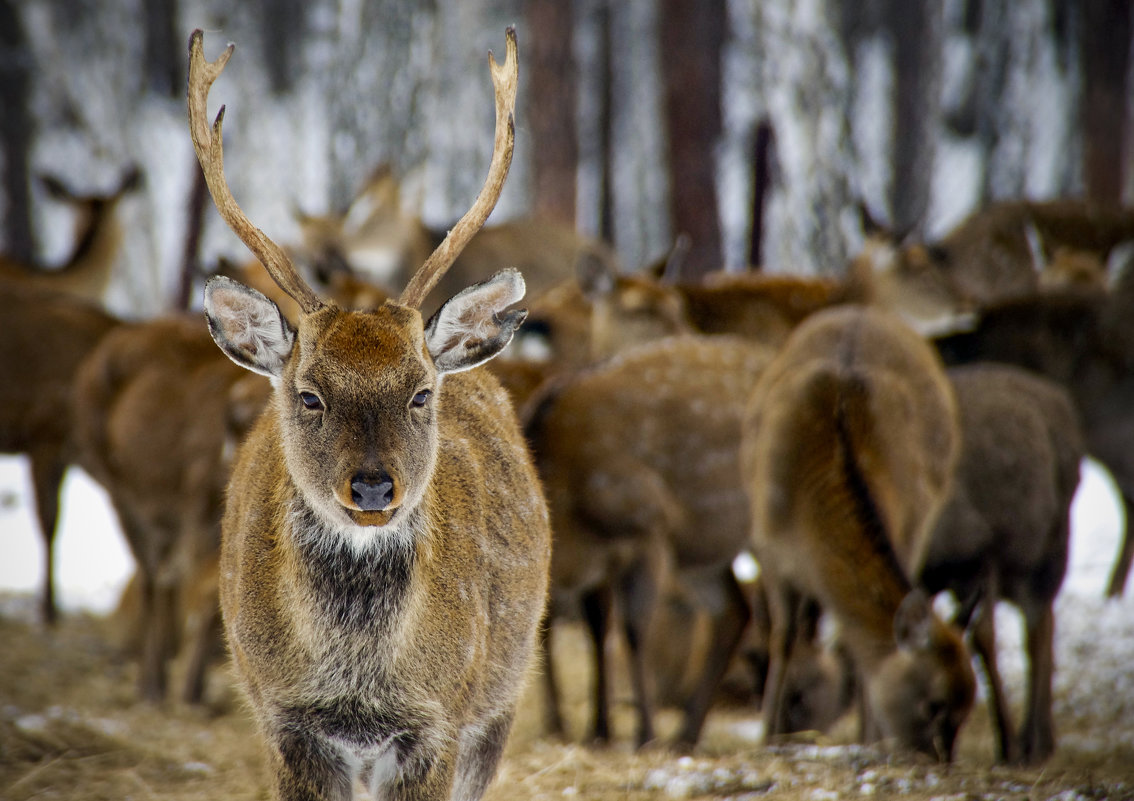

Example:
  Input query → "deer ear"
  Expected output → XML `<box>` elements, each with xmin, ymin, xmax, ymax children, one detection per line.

<box><xmin>424</xmin><ymin>268</ymin><xmax>527</xmax><ymax>374</ymax></box>
<box><xmin>893</xmin><ymin>588</ymin><xmax>935</xmax><ymax>653</ymax></box>
<box><xmin>204</xmin><ymin>275</ymin><xmax>296</xmax><ymax>378</ymax></box>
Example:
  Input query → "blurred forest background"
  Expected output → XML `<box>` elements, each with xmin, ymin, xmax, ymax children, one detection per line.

<box><xmin>0</xmin><ymin>0</ymin><xmax>1130</xmax><ymax>318</ymax></box>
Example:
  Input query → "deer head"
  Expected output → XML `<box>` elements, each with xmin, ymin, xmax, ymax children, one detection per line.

<box><xmin>189</xmin><ymin>28</ymin><xmax>525</xmax><ymax>535</ymax></box>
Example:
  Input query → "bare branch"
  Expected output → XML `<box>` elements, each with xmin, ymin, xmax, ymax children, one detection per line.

<box><xmin>187</xmin><ymin>29</ymin><xmax>324</xmax><ymax>316</ymax></box>
<box><xmin>399</xmin><ymin>27</ymin><xmax>519</xmax><ymax>309</ymax></box>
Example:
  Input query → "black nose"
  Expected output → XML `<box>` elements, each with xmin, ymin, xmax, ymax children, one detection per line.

<box><xmin>350</xmin><ymin>471</ymin><xmax>395</xmax><ymax>511</ymax></box>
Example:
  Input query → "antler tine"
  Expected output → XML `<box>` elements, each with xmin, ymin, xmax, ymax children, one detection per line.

<box><xmin>187</xmin><ymin>29</ymin><xmax>324</xmax><ymax>316</ymax></box>
<box><xmin>399</xmin><ymin>27</ymin><xmax>519</xmax><ymax>309</ymax></box>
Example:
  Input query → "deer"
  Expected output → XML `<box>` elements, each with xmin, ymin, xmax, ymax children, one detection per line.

<box><xmin>933</xmin><ymin>260</ymin><xmax>1134</xmax><ymax>599</ymax></box>
<box><xmin>291</xmin><ymin>163</ymin><xmax>622</xmax><ymax>320</ymax></box>
<box><xmin>525</xmin><ymin>333</ymin><xmax>776</xmax><ymax>749</ymax></box>
<box><xmin>188</xmin><ymin>27</ymin><xmax>550</xmax><ymax>801</ymax></box>
<box><xmin>0</xmin><ymin>167</ymin><xmax>142</xmax><ymax>305</ymax></box>
<box><xmin>71</xmin><ymin>313</ymin><xmax>270</xmax><ymax>703</ymax></box>
<box><xmin>915</xmin><ymin>363</ymin><xmax>1083</xmax><ymax>765</ymax></box>
<box><xmin>0</xmin><ymin>282</ymin><xmax>120</xmax><ymax>624</ymax></box>
<box><xmin>856</xmin><ymin>198</ymin><xmax>1134</xmax><ymax>311</ymax></box>
<box><xmin>740</xmin><ymin>305</ymin><xmax>975</xmax><ymax>761</ymax></box>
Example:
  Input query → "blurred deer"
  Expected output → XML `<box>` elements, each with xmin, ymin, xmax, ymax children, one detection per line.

<box><xmin>293</xmin><ymin>166</ymin><xmax>621</xmax><ymax>320</ymax></box>
<box><xmin>72</xmin><ymin>314</ymin><xmax>270</xmax><ymax>702</ymax></box>
<box><xmin>934</xmin><ymin>259</ymin><xmax>1134</xmax><ymax>599</ymax></box>
<box><xmin>917</xmin><ymin>364</ymin><xmax>1083</xmax><ymax>764</ymax></box>
<box><xmin>189</xmin><ymin>28</ymin><xmax>550</xmax><ymax>800</ymax></box>
<box><xmin>856</xmin><ymin>198</ymin><xmax>1134</xmax><ymax>310</ymax></box>
<box><xmin>0</xmin><ymin>167</ymin><xmax>142</xmax><ymax>305</ymax></box>
<box><xmin>741</xmin><ymin>306</ymin><xmax>974</xmax><ymax>761</ymax></box>
<box><xmin>527</xmin><ymin>334</ymin><xmax>775</xmax><ymax>749</ymax></box>
<box><xmin>0</xmin><ymin>283</ymin><xmax>120</xmax><ymax>624</ymax></box>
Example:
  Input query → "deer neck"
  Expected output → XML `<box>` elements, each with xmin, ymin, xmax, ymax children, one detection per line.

<box><xmin>55</xmin><ymin>200</ymin><xmax>122</xmax><ymax>300</ymax></box>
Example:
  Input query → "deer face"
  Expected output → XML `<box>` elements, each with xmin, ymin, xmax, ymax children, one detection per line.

<box><xmin>205</xmin><ymin>269</ymin><xmax>527</xmax><ymax>535</ymax></box>
<box><xmin>868</xmin><ymin>591</ymin><xmax>976</xmax><ymax>761</ymax></box>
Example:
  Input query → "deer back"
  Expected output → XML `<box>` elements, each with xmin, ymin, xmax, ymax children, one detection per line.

<box><xmin>741</xmin><ymin>305</ymin><xmax>973</xmax><ymax>759</ymax></box>
<box><xmin>0</xmin><ymin>283</ymin><xmax>120</xmax><ymax>455</ymax></box>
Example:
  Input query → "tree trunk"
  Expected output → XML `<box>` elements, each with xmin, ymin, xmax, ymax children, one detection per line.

<box><xmin>1080</xmin><ymin>0</ymin><xmax>1131</xmax><ymax>204</ymax></box>
<box><xmin>0</xmin><ymin>0</ymin><xmax>33</xmax><ymax>262</ymax></box>
<box><xmin>660</xmin><ymin>0</ymin><xmax>725</xmax><ymax>280</ymax></box>
<box><xmin>526</xmin><ymin>0</ymin><xmax>578</xmax><ymax>225</ymax></box>
<box><xmin>885</xmin><ymin>0</ymin><xmax>941</xmax><ymax>239</ymax></box>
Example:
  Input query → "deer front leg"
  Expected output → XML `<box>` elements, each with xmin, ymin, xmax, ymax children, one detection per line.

<box><xmin>968</xmin><ymin>581</ymin><xmax>1017</xmax><ymax>763</ymax></box>
<box><xmin>674</xmin><ymin>567</ymin><xmax>751</xmax><ymax>749</ymax></box>
<box><xmin>581</xmin><ymin>585</ymin><xmax>614</xmax><ymax>744</ymax></box>
<box><xmin>268</xmin><ymin>728</ymin><xmax>354</xmax><ymax>801</ymax></box>
<box><xmin>28</xmin><ymin>446</ymin><xmax>66</xmax><ymax>626</ymax></box>
<box><xmin>1018</xmin><ymin>598</ymin><xmax>1057</xmax><ymax>764</ymax></box>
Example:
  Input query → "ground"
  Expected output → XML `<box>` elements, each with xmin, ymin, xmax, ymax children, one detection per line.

<box><xmin>1</xmin><ymin>585</ymin><xmax>1132</xmax><ymax>801</ymax></box>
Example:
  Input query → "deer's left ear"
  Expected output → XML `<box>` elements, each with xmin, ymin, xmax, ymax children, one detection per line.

<box><xmin>425</xmin><ymin>268</ymin><xmax>527</xmax><ymax>374</ymax></box>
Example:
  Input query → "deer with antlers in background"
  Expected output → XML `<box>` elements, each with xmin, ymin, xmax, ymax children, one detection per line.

<box><xmin>188</xmin><ymin>28</ymin><xmax>550</xmax><ymax>801</ymax></box>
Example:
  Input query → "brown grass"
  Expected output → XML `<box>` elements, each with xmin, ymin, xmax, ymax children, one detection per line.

<box><xmin>0</xmin><ymin>600</ymin><xmax>1130</xmax><ymax>800</ymax></box>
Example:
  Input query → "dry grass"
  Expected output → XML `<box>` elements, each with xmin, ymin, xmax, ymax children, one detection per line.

<box><xmin>0</xmin><ymin>601</ymin><xmax>1130</xmax><ymax>800</ymax></box>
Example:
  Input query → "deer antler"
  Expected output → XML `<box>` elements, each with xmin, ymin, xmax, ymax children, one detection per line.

<box><xmin>187</xmin><ymin>29</ymin><xmax>324</xmax><ymax>316</ymax></box>
<box><xmin>399</xmin><ymin>27</ymin><xmax>519</xmax><ymax>309</ymax></box>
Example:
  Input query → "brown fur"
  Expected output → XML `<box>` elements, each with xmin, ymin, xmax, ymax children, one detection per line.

<box><xmin>0</xmin><ymin>168</ymin><xmax>141</xmax><ymax>305</ymax></box>
<box><xmin>0</xmin><ymin>283</ymin><xmax>120</xmax><ymax>624</ymax></box>
<box><xmin>211</xmin><ymin>288</ymin><xmax>550</xmax><ymax>800</ymax></box>
<box><xmin>741</xmin><ymin>305</ymin><xmax>975</xmax><ymax>761</ymax></box>
<box><xmin>71</xmin><ymin>315</ymin><xmax>270</xmax><ymax>702</ymax></box>
<box><xmin>857</xmin><ymin>198</ymin><xmax>1134</xmax><ymax>310</ymax></box>
<box><xmin>190</xmin><ymin>28</ymin><xmax>550</xmax><ymax>801</ymax></box>
<box><xmin>671</xmin><ymin>272</ymin><xmax>848</xmax><ymax>347</ymax></box>
<box><xmin>294</xmin><ymin>165</ymin><xmax>622</xmax><ymax>319</ymax></box>
<box><xmin>527</xmin><ymin>335</ymin><xmax>774</xmax><ymax>749</ymax></box>
<box><xmin>919</xmin><ymin>364</ymin><xmax>1083</xmax><ymax>764</ymax></box>
<box><xmin>934</xmin><ymin>269</ymin><xmax>1134</xmax><ymax>598</ymax></box>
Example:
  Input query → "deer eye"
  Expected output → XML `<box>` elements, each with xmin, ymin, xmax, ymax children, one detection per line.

<box><xmin>411</xmin><ymin>389</ymin><xmax>432</xmax><ymax>408</ymax></box>
<box><xmin>299</xmin><ymin>391</ymin><xmax>324</xmax><ymax>411</ymax></box>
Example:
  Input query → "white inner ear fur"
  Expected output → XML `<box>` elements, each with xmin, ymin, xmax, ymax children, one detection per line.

<box><xmin>207</xmin><ymin>280</ymin><xmax>294</xmax><ymax>378</ymax></box>
<box><xmin>427</xmin><ymin>270</ymin><xmax>525</xmax><ymax>369</ymax></box>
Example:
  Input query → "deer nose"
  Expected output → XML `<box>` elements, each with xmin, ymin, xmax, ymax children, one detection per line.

<box><xmin>350</xmin><ymin>471</ymin><xmax>395</xmax><ymax>511</ymax></box>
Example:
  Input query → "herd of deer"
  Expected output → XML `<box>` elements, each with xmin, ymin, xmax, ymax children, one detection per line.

<box><xmin>3</xmin><ymin>27</ymin><xmax>1134</xmax><ymax>801</ymax></box>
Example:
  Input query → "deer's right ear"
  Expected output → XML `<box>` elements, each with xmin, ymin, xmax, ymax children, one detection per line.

<box><xmin>204</xmin><ymin>276</ymin><xmax>296</xmax><ymax>378</ymax></box>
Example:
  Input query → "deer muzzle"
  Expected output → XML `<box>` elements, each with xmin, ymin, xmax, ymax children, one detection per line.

<box><xmin>350</xmin><ymin>470</ymin><xmax>396</xmax><ymax>512</ymax></box>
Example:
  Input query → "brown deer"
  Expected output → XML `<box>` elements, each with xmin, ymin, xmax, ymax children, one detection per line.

<box><xmin>741</xmin><ymin>305</ymin><xmax>975</xmax><ymax>761</ymax></box>
<box><xmin>917</xmin><ymin>364</ymin><xmax>1083</xmax><ymax>764</ymax></box>
<box><xmin>293</xmin><ymin>164</ymin><xmax>622</xmax><ymax>320</ymax></box>
<box><xmin>526</xmin><ymin>334</ymin><xmax>775</xmax><ymax>749</ymax></box>
<box><xmin>71</xmin><ymin>314</ymin><xmax>270</xmax><ymax>703</ymax></box>
<box><xmin>933</xmin><ymin>268</ymin><xmax>1134</xmax><ymax>599</ymax></box>
<box><xmin>189</xmin><ymin>28</ymin><xmax>550</xmax><ymax>801</ymax></box>
<box><xmin>0</xmin><ymin>283</ymin><xmax>120</xmax><ymax>624</ymax></box>
<box><xmin>856</xmin><ymin>198</ymin><xmax>1134</xmax><ymax>310</ymax></box>
<box><xmin>0</xmin><ymin>167</ymin><xmax>142</xmax><ymax>305</ymax></box>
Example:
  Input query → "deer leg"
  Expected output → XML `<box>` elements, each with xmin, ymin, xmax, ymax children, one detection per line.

<box><xmin>28</xmin><ymin>447</ymin><xmax>66</xmax><ymax>626</ymax></box>
<box><xmin>1105</xmin><ymin>488</ymin><xmax>1134</xmax><ymax>598</ymax></box>
<box><xmin>452</xmin><ymin>711</ymin><xmax>514</xmax><ymax>801</ymax></box>
<box><xmin>968</xmin><ymin>582</ymin><xmax>1016</xmax><ymax>764</ymax></box>
<box><xmin>538</xmin><ymin>612</ymin><xmax>567</xmax><ymax>739</ymax></box>
<box><xmin>134</xmin><ymin>566</ymin><xmax>166</xmax><ymax>702</ymax></box>
<box><xmin>674</xmin><ymin>567</ymin><xmax>752</xmax><ymax>749</ymax></box>
<box><xmin>618</xmin><ymin>554</ymin><xmax>663</xmax><ymax>749</ymax></box>
<box><xmin>270</xmin><ymin>729</ymin><xmax>354</xmax><ymax>801</ymax></box>
<box><xmin>581</xmin><ymin>584</ymin><xmax>614</xmax><ymax>744</ymax></box>
<box><xmin>761</xmin><ymin>577</ymin><xmax>803</xmax><ymax>741</ymax></box>
<box><xmin>1018</xmin><ymin>597</ymin><xmax>1057</xmax><ymax>764</ymax></box>
<box><xmin>181</xmin><ymin>595</ymin><xmax>221</xmax><ymax>705</ymax></box>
